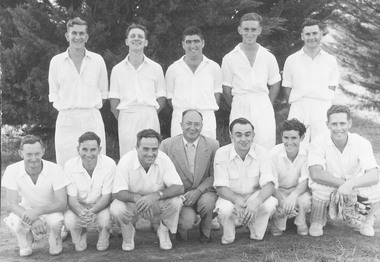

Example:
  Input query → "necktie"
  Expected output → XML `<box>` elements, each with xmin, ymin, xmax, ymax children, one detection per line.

<box><xmin>186</xmin><ymin>142</ymin><xmax>196</xmax><ymax>174</ymax></box>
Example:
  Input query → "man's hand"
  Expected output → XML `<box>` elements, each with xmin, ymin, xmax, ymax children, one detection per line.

<box><xmin>183</xmin><ymin>189</ymin><xmax>202</xmax><ymax>206</ymax></box>
<box><xmin>234</xmin><ymin>197</ymin><xmax>247</xmax><ymax>224</ymax></box>
<box><xmin>337</xmin><ymin>181</ymin><xmax>355</xmax><ymax>205</ymax></box>
<box><xmin>136</xmin><ymin>193</ymin><xmax>160</xmax><ymax>213</ymax></box>
<box><xmin>283</xmin><ymin>192</ymin><xmax>298</xmax><ymax>215</ymax></box>
<box><xmin>22</xmin><ymin>209</ymin><xmax>41</xmax><ymax>225</ymax></box>
<box><xmin>242</xmin><ymin>198</ymin><xmax>261</xmax><ymax>226</ymax></box>
<box><xmin>31</xmin><ymin>218</ymin><xmax>47</xmax><ymax>235</ymax></box>
<box><xmin>77</xmin><ymin>208</ymin><xmax>94</xmax><ymax>227</ymax></box>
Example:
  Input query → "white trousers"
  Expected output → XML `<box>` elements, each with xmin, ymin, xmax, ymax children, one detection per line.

<box><xmin>288</xmin><ymin>98</ymin><xmax>331</xmax><ymax>143</ymax></box>
<box><xmin>171</xmin><ymin>108</ymin><xmax>217</xmax><ymax>139</ymax></box>
<box><xmin>215</xmin><ymin>192</ymin><xmax>277</xmax><ymax>242</ymax></box>
<box><xmin>55</xmin><ymin>108</ymin><xmax>106</xmax><ymax>167</ymax></box>
<box><xmin>4</xmin><ymin>212</ymin><xmax>64</xmax><ymax>250</ymax></box>
<box><xmin>230</xmin><ymin>94</ymin><xmax>275</xmax><ymax>150</ymax></box>
<box><xmin>118</xmin><ymin>106</ymin><xmax>160</xmax><ymax>157</ymax></box>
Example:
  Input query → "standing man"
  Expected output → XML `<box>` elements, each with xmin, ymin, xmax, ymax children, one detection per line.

<box><xmin>308</xmin><ymin>105</ymin><xmax>380</xmax><ymax>237</ymax></box>
<box><xmin>166</xmin><ymin>26</ymin><xmax>222</xmax><ymax>139</ymax></box>
<box><xmin>222</xmin><ymin>13</ymin><xmax>281</xmax><ymax>150</ymax></box>
<box><xmin>160</xmin><ymin>109</ymin><xmax>219</xmax><ymax>243</ymax></box>
<box><xmin>49</xmin><ymin>17</ymin><xmax>108</xmax><ymax>167</ymax></box>
<box><xmin>2</xmin><ymin>135</ymin><xmax>68</xmax><ymax>256</ymax></box>
<box><xmin>282</xmin><ymin>19</ymin><xmax>340</xmax><ymax>143</ymax></box>
<box><xmin>110</xmin><ymin>24</ymin><xmax>166</xmax><ymax>157</ymax></box>
<box><xmin>64</xmin><ymin>132</ymin><xmax>116</xmax><ymax>252</ymax></box>
<box><xmin>110</xmin><ymin>129</ymin><xmax>184</xmax><ymax>251</ymax></box>
<box><xmin>213</xmin><ymin>118</ymin><xmax>277</xmax><ymax>244</ymax></box>
<box><xmin>269</xmin><ymin>119</ymin><xmax>311</xmax><ymax>236</ymax></box>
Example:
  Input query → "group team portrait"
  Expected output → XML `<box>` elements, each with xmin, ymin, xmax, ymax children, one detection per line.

<box><xmin>1</xmin><ymin>0</ymin><xmax>379</xmax><ymax>261</ymax></box>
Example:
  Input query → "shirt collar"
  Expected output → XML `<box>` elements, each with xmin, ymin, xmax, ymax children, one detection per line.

<box><xmin>182</xmin><ymin>136</ymin><xmax>200</xmax><ymax>148</ymax></box>
<box><xmin>229</xmin><ymin>143</ymin><xmax>258</xmax><ymax>161</ymax></box>
<box><xmin>71</xmin><ymin>155</ymin><xmax>103</xmax><ymax>172</ymax></box>
<box><xmin>279</xmin><ymin>143</ymin><xmax>307</xmax><ymax>159</ymax></box>
<box><xmin>124</xmin><ymin>54</ymin><xmax>153</xmax><ymax>67</ymax></box>
<box><xmin>300</xmin><ymin>47</ymin><xmax>327</xmax><ymax>58</ymax></box>
<box><xmin>18</xmin><ymin>160</ymin><xmax>48</xmax><ymax>178</ymax></box>
<box><xmin>64</xmin><ymin>48</ymin><xmax>92</xmax><ymax>60</ymax></box>
<box><xmin>326</xmin><ymin>132</ymin><xmax>354</xmax><ymax>147</ymax></box>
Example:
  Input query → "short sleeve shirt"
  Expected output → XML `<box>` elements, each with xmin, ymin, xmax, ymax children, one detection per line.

<box><xmin>112</xmin><ymin>149</ymin><xmax>183</xmax><ymax>195</ymax></box>
<box><xmin>64</xmin><ymin>155</ymin><xmax>116</xmax><ymax>205</ymax></box>
<box><xmin>166</xmin><ymin>55</ymin><xmax>222</xmax><ymax>111</ymax></box>
<box><xmin>222</xmin><ymin>44</ymin><xmax>281</xmax><ymax>96</ymax></box>
<box><xmin>48</xmin><ymin>49</ymin><xmax>108</xmax><ymax>110</ymax></box>
<box><xmin>269</xmin><ymin>143</ymin><xmax>309</xmax><ymax>189</ymax></box>
<box><xmin>1</xmin><ymin>160</ymin><xmax>69</xmax><ymax>209</ymax></box>
<box><xmin>213</xmin><ymin>143</ymin><xmax>276</xmax><ymax>195</ymax></box>
<box><xmin>109</xmin><ymin>55</ymin><xmax>166</xmax><ymax>110</ymax></box>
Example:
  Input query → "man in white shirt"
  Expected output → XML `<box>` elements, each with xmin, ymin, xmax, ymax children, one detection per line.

<box><xmin>308</xmin><ymin>105</ymin><xmax>380</xmax><ymax>237</ymax></box>
<box><xmin>110</xmin><ymin>24</ymin><xmax>166</xmax><ymax>157</ymax></box>
<box><xmin>49</xmin><ymin>17</ymin><xmax>108</xmax><ymax>167</ymax></box>
<box><xmin>213</xmin><ymin>118</ymin><xmax>277</xmax><ymax>244</ymax></box>
<box><xmin>64</xmin><ymin>132</ymin><xmax>116</xmax><ymax>252</ymax></box>
<box><xmin>166</xmin><ymin>26</ymin><xmax>222</xmax><ymax>139</ymax></box>
<box><xmin>160</xmin><ymin>110</ymin><xmax>219</xmax><ymax>243</ymax></box>
<box><xmin>110</xmin><ymin>129</ymin><xmax>184</xmax><ymax>251</ymax></box>
<box><xmin>222</xmin><ymin>13</ymin><xmax>281</xmax><ymax>150</ymax></box>
<box><xmin>282</xmin><ymin>19</ymin><xmax>340</xmax><ymax>143</ymax></box>
<box><xmin>270</xmin><ymin>119</ymin><xmax>311</xmax><ymax>236</ymax></box>
<box><xmin>2</xmin><ymin>135</ymin><xmax>68</xmax><ymax>257</ymax></box>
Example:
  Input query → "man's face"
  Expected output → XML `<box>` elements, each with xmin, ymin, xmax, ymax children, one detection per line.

<box><xmin>136</xmin><ymin>137</ymin><xmax>159</xmax><ymax>169</ymax></box>
<box><xmin>301</xmin><ymin>25</ymin><xmax>323</xmax><ymax>49</ymax></box>
<box><xmin>181</xmin><ymin>111</ymin><xmax>203</xmax><ymax>143</ymax></box>
<box><xmin>281</xmin><ymin>130</ymin><xmax>303</xmax><ymax>156</ymax></box>
<box><xmin>19</xmin><ymin>142</ymin><xmax>45</xmax><ymax>171</ymax></box>
<box><xmin>126</xmin><ymin>28</ymin><xmax>148</xmax><ymax>51</ymax></box>
<box><xmin>238</xmin><ymin>20</ymin><xmax>262</xmax><ymax>45</ymax></box>
<box><xmin>230</xmin><ymin>123</ymin><xmax>254</xmax><ymax>153</ymax></box>
<box><xmin>182</xmin><ymin>35</ymin><xmax>204</xmax><ymax>58</ymax></box>
<box><xmin>327</xmin><ymin>113</ymin><xmax>352</xmax><ymax>142</ymax></box>
<box><xmin>65</xmin><ymin>24</ymin><xmax>88</xmax><ymax>49</ymax></box>
<box><xmin>78</xmin><ymin>140</ymin><xmax>101</xmax><ymax>166</ymax></box>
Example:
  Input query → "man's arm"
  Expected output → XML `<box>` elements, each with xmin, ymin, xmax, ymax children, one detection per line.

<box><xmin>89</xmin><ymin>194</ymin><xmax>112</xmax><ymax>214</ymax></box>
<box><xmin>268</xmin><ymin>81</ymin><xmax>281</xmax><ymax>105</ymax></box>
<box><xmin>216</xmin><ymin>186</ymin><xmax>242</xmax><ymax>205</ymax></box>
<box><xmin>167</xmin><ymin>98</ymin><xmax>173</xmax><ymax>108</ymax></box>
<box><xmin>284</xmin><ymin>87</ymin><xmax>292</xmax><ymax>103</ymax></box>
<box><xmin>309</xmin><ymin>165</ymin><xmax>345</xmax><ymax>188</ymax></box>
<box><xmin>214</xmin><ymin>93</ymin><xmax>221</xmax><ymax>106</ymax></box>
<box><xmin>156</xmin><ymin>97</ymin><xmax>166</xmax><ymax>114</ymax></box>
<box><xmin>338</xmin><ymin>168</ymin><xmax>379</xmax><ymax>196</ymax></box>
<box><xmin>222</xmin><ymin>85</ymin><xmax>233</xmax><ymax>107</ymax></box>
<box><xmin>283</xmin><ymin>179</ymin><xmax>309</xmax><ymax>214</ymax></box>
<box><xmin>6</xmin><ymin>188</ymin><xmax>28</xmax><ymax>217</ymax></box>
<box><xmin>110</xmin><ymin>98</ymin><xmax>120</xmax><ymax>120</ymax></box>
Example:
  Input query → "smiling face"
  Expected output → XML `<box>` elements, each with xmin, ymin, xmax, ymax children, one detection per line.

<box><xmin>238</xmin><ymin>20</ymin><xmax>262</xmax><ymax>46</ymax></box>
<box><xmin>181</xmin><ymin>110</ymin><xmax>203</xmax><ymax>143</ymax></box>
<box><xmin>230</xmin><ymin>123</ymin><xmax>254</xmax><ymax>156</ymax></box>
<box><xmin>19</xmin><ymin>142</ymin><xmax>45</xmax><ymax>175</ymax></box>
<box><xmin>182</xmin><ymin>34</ymin><xmax>204</xmax><ymax>59</ymax></box>
<box><xmin>126</xmin><ymin>28</ymin><xmax>148</xmax><ymax>51</ymax></box>
<box><xmin>65</xmin><ymin>24</ymin><xmax>88</xmax><ymax>50</ymax></box>
<box><xmin>78</xmin><ymin>140</ymin><xmax>101</xmax><ymax>167</ymax></box>
<box><xmin>327</xmin><ymin>112</ymin><xmax>352</xmax><ymax>143</ymax></box>
<box><xmin>301</xmin><ymin>25</ymin><xmax>323</xmax><ymax>50</ymax></box>
<box><xmin>136</xmin><ymin>137</ymin><xmax>159</xmax><ymax>170</ymax></box>
<box><xmin>281</xmin><ymin>130</ymin><xmax>304</xmax><ymax>158</ymax></box>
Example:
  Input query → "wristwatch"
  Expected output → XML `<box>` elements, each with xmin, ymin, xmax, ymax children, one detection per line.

<box><xmin>158</xmin><ymin>190</ymin><xmax>164</xmax><ymax>199</ymax></box>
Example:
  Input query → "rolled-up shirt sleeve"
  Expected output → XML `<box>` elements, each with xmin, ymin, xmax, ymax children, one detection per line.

<box><xmin>213</xmin><ymin>151</ymin><xmax>230</xmax><ymax>188</ymax></box>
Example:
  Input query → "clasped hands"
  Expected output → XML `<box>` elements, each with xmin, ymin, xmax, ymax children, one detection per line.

<box><xmin>234</xmin><ymin>197</ymin><xmax>261</xmax><ymax>226</ymax></box>
<box><xmin>134</xmin><ymin>193</ymin><xmax>160</xmax><ymax>219</ymax></box>
<box><xmin>21</xmin><ymin>209</ymin><xmax>47</xmax><ymax>235</ymax></box>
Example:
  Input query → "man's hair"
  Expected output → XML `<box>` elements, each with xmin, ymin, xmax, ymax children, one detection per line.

<box><xmin>327</xmin><ymin>105</ymin><xmax>351</xmax><ymax>121</ymax></box>
<box><xmin>239</xmin><ymin>12</ymin><xmax>263</xmax><ymax>26</ymax></box>
<box><xmin>301</xmin><ymin>18</ymin><xmax>325</xmax><ymax>32</ymax></box>
<box><xmin>126</xmin><ymin>23</ymin><xmax>148</xmax><ymax>39</ymax></box>
<box><xmin>182</xmin><ymin>109</ymin><xmax>203</xmax><ymax>121</ymax></box>
<box><xmin>136</xmin><ymin>129</ymin><xmax>162</xmax><ymax>147</ymax></box>
<box><xmin>78</xmin><ymin>131</ymin><xmax>101</xmax><ymax>146</ymax></box>
<box><xmin>279</xmin><ymin>119</ymin><xmax>307</xmax><ymax>137</ymax></box>
<box><xmin>182</xmin><ymin>26</ymin><xmax>204</xmax><ymax>41</ymax></box>
<box><xmin>229</xmin><ymin>118</ymin><xmax>255</xmax><ymax>133</ymax></box>
<box><xmin>67</xmin><ymin>17</ymin><xmax>88</xmax><ymax>32</ymax></box>
<box><xmin>19</xmin><ymin>135</ymin><xmax>44</xmax><ymax>150</ymax></box>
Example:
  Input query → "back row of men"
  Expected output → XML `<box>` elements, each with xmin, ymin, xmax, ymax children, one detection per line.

<box><xmin>49</xmin><ymin>12</ymin><xmax>339</xmax><ymax>167</ymax></box>
<box><xmin>3</xmin><ymin>105</ymin><xmax>379</xmax><ymax>257</ymax></box>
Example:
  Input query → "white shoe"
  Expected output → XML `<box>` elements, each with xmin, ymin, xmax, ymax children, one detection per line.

<box><xmin>297</xmin><ymin>224</ymin><xmax>309</xmax><ymax>236</ymax></box>
<box><xmin>122</xmin><ymin>227</ymin><xmax>135</xmax><ymax>252</ymax></box>
<box><xmin>309</xmin><ymin>223</ymin><xmax>323</xmax><ymax>237</ymax></box>
<box><xmin>157</xmin><ymin>223</ymin><xmax>172</xmax><ymax>250</ymax></box>
<box><xmin>360</xmin><ymin>223</ymin><xmax>375</xmax><ymax>237</ymax></box>
<box><xmin>75</xmin><ymin>231</ymin><xmax>87</xmax><ymax>252</ymax></box>
<box><xmin>49</xmin><ymin>234</ymin><xmax>63</xmax><ymax>255</ymax></box>
<box><xmin>221</xmin><ymin>236</ymin><xmax>234</xmax><ymax>245</ymax></box>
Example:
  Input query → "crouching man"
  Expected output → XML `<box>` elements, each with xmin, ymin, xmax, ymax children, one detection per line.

<box><xmin>270</xmin><ymin>119</ymin><xmax>311</xmax><ymax>236</ymax></box>
<box><xmin>213</xmin><ymin>118</ymin><xmax>277</xmax><ymax>244</ymax></box>
<box><xmin>2</xmin><ymin>135</ymin><xmax>68</xmax><ymax>256</ymax></box>
<box><xmin>110</xmin><ymin>129</ymin><xmax>184</xmax><ymax>251</ymax></box>
<box><xmin>64</xmin><ymin>132</ymin><xmax>116</xmax><ymax>251</ymax></box>
<box><xmin>308</xmin><ymin>105</ymin><xmax>380</xmax><ymax>237</ymax></box>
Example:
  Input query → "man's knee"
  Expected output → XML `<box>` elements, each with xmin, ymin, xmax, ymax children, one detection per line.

<box><xmin>110</xmin><ymin>199</ymin><xmax>130</xmax><ymax>219</ymax></box>
<box><xmin>45</xmin><ymin>212</ymin><xmax>64</xmax><ymax>230</ymax></box>
<box><xmin>197</xmin><ymin>192</ymin><xmax>217</xmax><ymax>214</ymax></box>
<box><xmin>97</xmin><ymin>208</ymin><xmax>112</xmax><ymax>229</ymax></box>
<box><xmin>215</xmin><ymin>198</ymin><xmax>235</xmax><ymax>218</ymax></box>
<box><xmin>260</xmin><ymin>197</ymin><xmax>277</xmax><ymax>215</ymax></box>
<box><xmin>64</xmin><ymin>209</ymin><xmax>77</xmax><ymax>229</ymax></box>
<box><xmin>178</xmin><ymin>207</ymin><xmax>196</xmax><ymax>229</ymax></box>
<box><xmin>297</xmin><ymin>192</ymin><xmax>312</xmax><ymax>210</ymax></box>
<box><xmin>162</xmin><ymin>197</ymin><xmax>183</xmax><ymax>211</ymax></box>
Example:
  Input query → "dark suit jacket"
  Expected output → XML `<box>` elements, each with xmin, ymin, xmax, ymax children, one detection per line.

<box><xmin>160</xmin><ymin>134</ymin><xmax>219</xmax><ymax>193</ymax></box>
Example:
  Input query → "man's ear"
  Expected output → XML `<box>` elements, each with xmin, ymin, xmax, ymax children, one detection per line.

<box><xmin>300</xmin><ymin>134</ymin><xmax>305</xmax><ymax>141</ymax></box>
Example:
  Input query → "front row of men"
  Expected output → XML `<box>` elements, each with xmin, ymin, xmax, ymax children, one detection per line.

<box><xmin>2</xmin><ymin>105</ymin><xmax>379</xmax><ymax>257</ymax></box>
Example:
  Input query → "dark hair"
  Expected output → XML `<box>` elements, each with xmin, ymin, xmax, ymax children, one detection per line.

<box><xmin>182</xmin><ymin>26</ymin><xmax>204</xmax><ymax>41</ymax></box>
<box><xmin>279</xmin><ymin>119</ymin><xmax>307</xmax><ymax>137</ymax></box>
<box><xmin>78</xmin><ymin>131</ymin><xmax>101</xmax><ymax>146</ymax></box>
<box><xmin>229</xmin><ymin>118</ymin><xmax>254</xmax><ymax>133</ymax></box>
<box><xmin>19</xmin><ymin>135</ymin><xmax>44</xmax><ymax>150</ymax></box>
<box><xmin>327</xmin><ymin>105</ymin><xmax>351</xmax><ymax>121</ymax></box>
<box><xmin>136</xmin><ymin>129</ymin><xmax>162</xmax><ymax>147</ymax></box>
<box><xmin>67</xmin><ymin>17</ymin><xmax>88</xmax><ymax>32</ymax></box>
<box><xmin>182</xmin><ymin>109</ymin><xmax>203</xmax><ymax>121</ymax></box>
<box><xmin>301</xmin><ymin>19</ymin><xmax>326</xmax><ymax>32</ymax></box>
<box><xmin>240</xmin><ymin>12</ymin><xmax>263</xmax><ymax>26</ymax></box>
<box><xmin>126</xmin><ymin>23</ymin><xmax>148</xmax><ymax>39</ymax></box>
